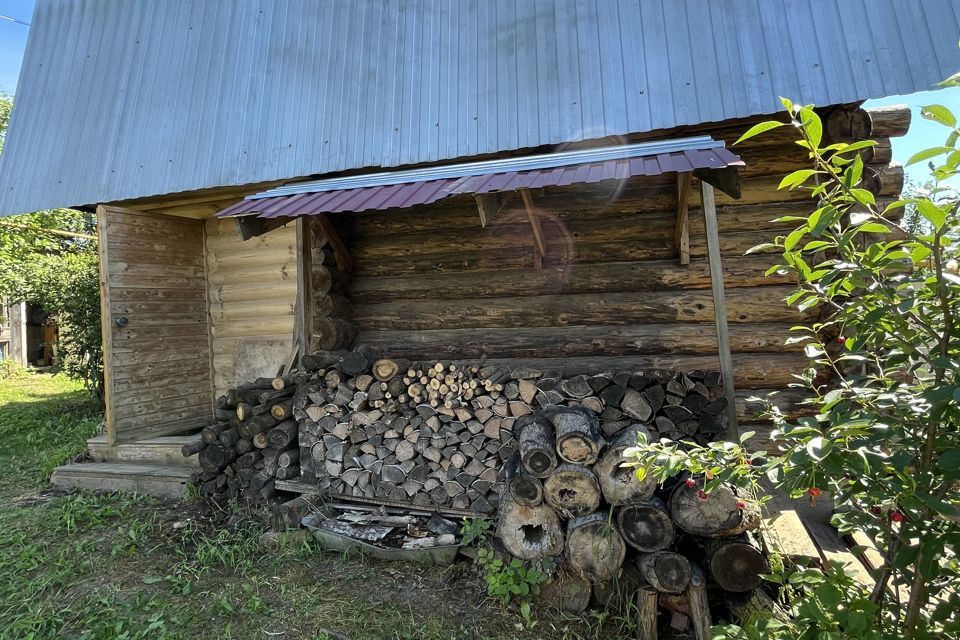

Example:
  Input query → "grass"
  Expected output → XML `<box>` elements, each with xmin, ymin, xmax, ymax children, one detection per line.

<box><xmin>0</xmin><ymin>371</ymin><xmax>641</xmax><ymax>639</ymax></box>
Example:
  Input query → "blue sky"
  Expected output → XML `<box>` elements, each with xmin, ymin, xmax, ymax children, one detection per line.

<box><xmin>0</xmin><ymin>0</ymin><xmax>958</xmax><ymax>189</ymax></box>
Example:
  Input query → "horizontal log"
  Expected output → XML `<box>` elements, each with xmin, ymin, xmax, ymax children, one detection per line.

<box><xmin>352</xmin><ymin>286</ymin><xmax>808</xmax><ymax>331</ymax></box>
<box><xmin>349</xmin><ymin>255</ymin><xmax>789</xmax><ymax>302</ymax></box>
<box><xmin>865</xmin><ymin>104</ymin><xmax>911</xmax><ymax>138</ymax></box>
<box><xmin>354</xmin><ymin>322</ymin><xmax>801</xmax><ymax>360</ymax></box>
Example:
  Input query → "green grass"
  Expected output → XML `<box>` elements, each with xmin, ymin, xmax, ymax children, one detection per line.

<box><xmin>0</xmin><ymin>371</ymin><xmax>638</xmax><ymax>640</ymax></box>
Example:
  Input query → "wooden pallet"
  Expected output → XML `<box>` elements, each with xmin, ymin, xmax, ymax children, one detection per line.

<box><xmin>87</xmin><ymin>434</ymin><xmax>200</xmax><ymax>467</ymax></box>
<box><xmin>50</xmin><ymin>462</ymin><xmax>193</xmax><ymax>499</ymax></box>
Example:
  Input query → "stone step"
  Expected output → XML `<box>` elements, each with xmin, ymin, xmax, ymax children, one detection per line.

<box><xmin>87</xmin><ymin>434</ymin><xmax>200</xmax><ymax>467</ymax></box>
<box><xmin>50</xmin><ymin>462</ymin><xmax>193</xmax><ymax>499</ymax></box>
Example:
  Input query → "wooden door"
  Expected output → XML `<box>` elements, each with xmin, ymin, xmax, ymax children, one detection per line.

<box><xmin>98</xmin><ymin>206</ymin><xmax>213</xmax><ymax>444</ymax></box>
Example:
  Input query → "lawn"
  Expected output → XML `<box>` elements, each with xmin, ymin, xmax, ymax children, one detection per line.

<box><xmin>0</xmin><ymin>370</ymin><xmax>635</xmax><ymax>640</ymax></box>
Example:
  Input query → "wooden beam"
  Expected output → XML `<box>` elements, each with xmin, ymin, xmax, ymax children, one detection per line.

<box><xmin>675</xmin><ymin>172</ymin><xmax>692</xmax><ymax>265</ymax></box>
<box><xmin>294</xmin><ymin>217</ymin><xmax>313</xmax><ymax>364</ymax></box>
<box><xmin>96</xmin><ymin>205</ymin><xmax>117</xmax><ymax>445</ymax></box>
<box><xmin>234</xmin><ymin>214</ymin><xmax>292</xmax><ymax>241</ymax></box>
<box><xmin>699</xmin><ymin>181</ymin><xmax>739</xmax><ymax>441</ymax></box>
<box><xmin>475</xmin><ymin>194</ymin><xmax>498</xmax><ymax>227</ymax></box>
<box><xmin>314</xmin><ymin>214</ymin><xmax>353</xmax><ymax>273</ymax></box>
<box><xmin>519</xmin><ymin>188</ymin><xmax>546</xmax><ymax>270</ymax></box>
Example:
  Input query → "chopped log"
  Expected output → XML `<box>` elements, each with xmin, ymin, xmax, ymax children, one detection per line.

<box><xmin>862</xmin><ymin>163</ymin><xmax>904</xmax><ymax>198</ymax></box>
<box><xmin>637</xmin><ymin>551</ymin><xmax>692</xmax><ymax>594</ymax></box>
<box><xmin>266</xmin><ymin>419</ymin><xmax>298</xmax><ymax>449</ymax></box>
<box><xmin>236</xmin><ymin>402</ymin><xmax>253</xmax><ymax>421</ymax></box>
<box><xmin>516</xmin><ymin>415</ymin><xmax>557</xmax><ymax>478</ymax></box>
<box><xmin>313</xmin><ymin>317</ymin><xmax>356</xmax><ymax>351</ymax></box>
<box><xmin>271</xmin><ymin>376</ymin><xmax>292</xmax><ymax>391</ymax></box>
<box><xmin>865</xmin><ymin>104</ymin><xmax>911</xmax><ymax>138</ymax></box>
<box><xmin>301</xmin><ymin>351</ymin><xmax>344</xmax><ymax>371</ymax></box>
<box><xmin>181</xmin><ymin>440</ymin><xmax>206</xmax><ymax>457</ymax></box>
<box><xmin>218</xmin><ymin>427</ymin><xmax>240</xmax><ymax>448</ymax></box>
<box><xmin>497</xmin><ymin>496</ymin><xmax>565</xmax><ymax>560</ymax></box>
<box><xmin>709</xmin><ymin>500</ymin><xmax>761</xmax><ymax>538</ymax></box>
<box><xmin>270</xmin><ymin>399</ymin><xmax>294</xmax><ymax>420</ymax></box>
<box><xmin>724</xmin><ymin>588</ymin><xmax>789</xmax><ymax>623</ymax></box>
<box><xmin>566</xmin><ymin>511</ymin><xmax>626</xmax><ymax>583</ymax></box>
<box><xmin>237</xmin><ymin>412</ymin><xmax>278</xmax><ymax>439</ymax></box>
<box><xmin>198</xmin><ymin>443</ymin><xmax>236</xmax><ymax>469</ymax></box>
<box><xmin>706</xmin><ymin>540</ymin><xmax>768</xmax><ymax>593</ymax></box>
<box><xmin>621</xmin><ymin>388</ymin><xmax>653</xmax><ymax>422</ymax></box>
<box><xmin>543</xmin><ymin>464</ymin><xmax>601</xmax><ymax>518</ymax></box>
<box><xmin>616</xmin><ymin>498</ymin><xmax>675</xmax><ymax>552</ymax></box>
<box><xmin>504</xmin><ymin>453</ymin><xmax>543</xmax><ymax>507</ymax></box>
<box><xmin>278</xmin><ymin>449</ymin><xmax>300</xmax><ymax>467</ymax></box>
<box><xmin>593</xmin><ymin>425</ymin><xmax>656</xmax><ymax>504</ymax></box>
<box><xmin>825</xmin><ymin>105</ymin><xmax>871</xmax><ymax>142</ymax></box>
<box><xmin>340</xmin><ymin>351</ymin><xmax>370</xmax><ymax>376</ymax></box>
<box><xmin>669</xmin><ymin>479</ymin><xmax>742</xmax><ymax>536</ymax></box>
<box><xmin>685</xmin><ymin>565</ymin><xmax>711</xmax><ymax>640</ymax></box>
<box><xmin>372</xmin><ymin>358</ymin><xmax>409</xmax><ymax>382</ymax></box>
<box><xmin>546</xmin><ymin>406</ymin><xmax>604</xmax><ymax>465</ymax></box>
<box><xmin>201</xmin><ymin>423</ymin><xmax>226</xmax><ymax>444</ymax></box>
<box><xmin>536</xmin><ymin>568</ymin><xmax>592</xmax><ymax>613</ymax></box>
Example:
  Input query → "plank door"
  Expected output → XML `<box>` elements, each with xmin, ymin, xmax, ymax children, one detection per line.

<box><xmin>98</xmin><ymin>206</ymin><xmax>213</xmax><ymax>444</ymax></box>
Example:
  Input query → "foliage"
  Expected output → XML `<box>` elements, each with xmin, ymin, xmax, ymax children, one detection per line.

<box><xmin>0</xmin><ymin>93</ymin><xmax>11</xmax><ymax>153</ymax></box>
<box><xmin>627</xmin><ymin>94</ymin><xmax>960</xmax><ymax>638</ymax></box>
<box><xmin>624</xmin><ymin>430</ymin><xmax>765</xmax><ymax>500</ymax></box>
<box><xmin>474</xmin><ymin>547</ymin><xmax>551</xmax><ymax>606</ymax></box>
<box><xmin>459</xmin><ymin>517</ymin><xmax>492</xmax><ymax>546</ymax></box>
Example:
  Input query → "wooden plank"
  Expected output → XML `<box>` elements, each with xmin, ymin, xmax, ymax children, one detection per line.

<box><xmin>700</xmin><ymin>181</ymin><xmax>739</xmax><ymax>441</ymax></box>
<box><xmin>50</xmin><ymin>462</ymin><xmax>193</xmax><ymax>499</ymax></box>
<box><xmin>97</xmin><ymin>205</ymin><xmax>117</xmax><ymax>445</ymax></box>
<box><xmin>111</xmin><ymin>286</ymin><xmax>208</xmax><ymax>302</ymax></box>
<box><xmin>761</xmin><ymin>486</ymin><xmax>822</xmax><ymax>564</ymax></box>
<box><xmin>675</xmin><ymin>172</ymin><xmax>692</xmax><ymax>265</ymax></box>
<box><xmin>87</xmin><ymin>435</ymin><xmax>201</xmax><ymax>467</ymax></box>
<box><xmin>519</xmin><ymin>188</ymin><xmax>546</xmax><ymax>270</ymax></box>
<box><xmin>295</xmin><ymin>217</ymin><xmax>313</xmax><ymax>361</ymax></box>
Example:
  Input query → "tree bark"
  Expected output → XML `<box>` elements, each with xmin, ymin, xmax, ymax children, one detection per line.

<box><xmin>543</xmin><ymin>464</ymin><xmax>601</xmax><ymax>518</ymax></box>
<box><xmin>504</xmin><ymin>453</ymin><xmax>543</xmax><ymax>506</ymax></box>
<box><xmin>594</xmin><ymin>425</ymin><xmax>656</xmax><ymax>504</ymax></box>
<box><xmin>566</xmin><ymin>511</ymin><xmax>626</xmax><ymax>583</ymax></box>
<box><xmin>516</xmin><ymin>415</ymin><xmax>557</xmax><ymax>478</ymax></box>
<box><xmin>546</xmin><ymin>406</ymin><xmax>605</xmax><ymax>465</ymax></box>
<box><xmin>496</xmin><ymin>495</ymin><xmax>565</xmax><ymax>560</ymax></box>
<box><xmin>616</xmin><ymin>497</ymin><xmax>675</xmax><ymax>552</ymax></box>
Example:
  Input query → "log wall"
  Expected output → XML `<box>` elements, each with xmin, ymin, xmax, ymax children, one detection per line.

<box><xmin>204</xmin><ymin>218</ymin><xmax>298</xmax><ymax>397</ymax></box>
<box><xmin>335</xmin><ymin>106</ymin><xmax>906</xmax><ymax>426</ymax></box>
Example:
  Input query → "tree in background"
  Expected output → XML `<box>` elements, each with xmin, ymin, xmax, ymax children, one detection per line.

<box><xmin>0</xmin><ymin>93</ymin><xmax>103</xmax><ymax>399</ymax></box>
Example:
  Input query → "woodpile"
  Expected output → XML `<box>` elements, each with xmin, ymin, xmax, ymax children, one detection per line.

<box><xmin>183</xmin><ymin>372</ymin><xmax>311</xmax><ymax>503</ymax></box>
<box><xmin>493</xmin><ymin>405</ymin><xmax>769</xmax><ymax>638</ymax></box>
<box><xmin>295</xmin><ymin>352</ymin><xmax>730</xmax><ymax>514</ymax></box>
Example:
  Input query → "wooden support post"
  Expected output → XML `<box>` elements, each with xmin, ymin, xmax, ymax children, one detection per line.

<box><xmin>519</xmin><ymin>188</ymin><xmax>546</xmax><ymax>270</ymax></box>
<box><xmin>234</xmin><ymin>214</ymin><xmax>292</xmax><ymax>241</ymax></box>
<box><xmin>475</xmin><ymin>194</ymin><xmax>498</xmax><ymax>227</ymax></box>
<box><xmin>675</xmin><ymin>172</ymin><xmax>691</xmax><ymax>266</ymax></box>
<box><xmin>294</xmin><ymin>216</ymin><xmax>313</xmax><ymax>365</ymax></box>
<box><xmin>314</xmin><ymin>213</ymin><xmax>353</xmax><ymax>273</ymax></box>
<box><xmin>700</xmin><ymin>181</ymin><xmax>739</xmax><ymax>441</ymax></box>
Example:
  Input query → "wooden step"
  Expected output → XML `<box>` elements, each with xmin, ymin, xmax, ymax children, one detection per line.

<box><xmin>87</xmin><ymin>434</ymin><xmax>200</xmax><ymax>467</ymax></box>
<box><xmin>50</xmin><ymin>462</ymin><xmax>193</xmax><ymax>499</ymax></box>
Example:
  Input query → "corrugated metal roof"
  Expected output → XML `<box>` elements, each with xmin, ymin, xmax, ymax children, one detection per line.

<box><xmin>219</xmin><ymin>138</ymin><xmax>743</xmax><ymax>218</ymax></box>
<box><xmin>1</xmin><ymin>0</ymin><xmax>958</xmax><ymax>216</ymax></box>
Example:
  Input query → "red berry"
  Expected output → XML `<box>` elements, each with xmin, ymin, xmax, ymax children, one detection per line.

<box><xmin>891</xmin><ymin>511</ymin><xmax>905</xmax><ymax>523</ymax></box>
<box><xmin>808</xmin><ymin>487</ymin><xmax>822</xmax><ymax>498</ymax></box>
<box><xmin>697</xmin><ymin>489</ymin><xmax>708</xmax><ymax>501</ymax></box>
<box><xmin>836</xmin><ymin>337</ymin><xmax>845</xmax><ymax>344</ymax></box>
<box><xmin>736</xmin><ymin>500</ymin><xmax>746</xmax><ymax>510</ymax></box>
<box><xmin>870</xmin><ymin>505</ymin><xmax>882</xmax><ymax>515</ymax></box>
<box><xmin>685</xmin><ymin>478</ymin><xmax>697</xmax><ymax>488</ymax></box>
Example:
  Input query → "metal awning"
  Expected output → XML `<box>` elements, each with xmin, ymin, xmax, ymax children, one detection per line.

<box><xmin>218</xmin><ymin>136</ymin><xmax>743</xmax><ymax>219</ymax></box>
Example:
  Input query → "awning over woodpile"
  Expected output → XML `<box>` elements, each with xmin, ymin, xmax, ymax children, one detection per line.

<box><xmin>217</xmin><ymin>136</ymin><xmax>743</xmax><ymax>219</ymax></box>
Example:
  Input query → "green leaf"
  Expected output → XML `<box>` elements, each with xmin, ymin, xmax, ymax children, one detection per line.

<box><xmin>917</xmin><ymin>200</ymin><xmax>946</xmax><ymax>230</ymax></box>
<box><xmin>920</xmin><ymin>104</ymin><xmax>957</xmax><ymax>128</ymax></box>
<box><xmin>735</xmin><ymin>121</ymin><xmax>785</xmax><ymax>145</ymax></box>
<box><xmin>906</xmin><ymin>146</ymin><xmax>954</xmax><ymax>166</ymax></box>
<box><xmin>739</xmin><ymin>430</ymin><xmax>756</xmax><ymax>444</ymax></box>
<box><xmin>784</xmin><ymin>227</ymin><xmax>808</xmax><ymax>252</ymax></box>
<box><xmin>799</xmin><ymin>107</ymin><xmax>823</xmax><ymax>149</ymax></box>
<box><xmin>856</xmin><ymin>222</ymin><xmax>890</xmax><ymax>234</ymax></box>
<box><xmin>778</xmin><ymin>169</ymin><xmax>819</xmax><ymax>190</ymax></box>
<box><xmin>806</xmin><ymin>436</ymin><xmax>827</xmax><ymax>461</ymax></box>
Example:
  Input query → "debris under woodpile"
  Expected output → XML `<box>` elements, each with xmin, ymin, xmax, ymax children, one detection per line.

<box><xmin>183</xmin><ymin>349</ymin><xmax>776</xmax><ymax>633</ymax></box>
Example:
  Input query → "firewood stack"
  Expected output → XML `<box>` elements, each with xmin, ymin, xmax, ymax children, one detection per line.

<box><xmin>498</xmin><ymin>406</ymin><xmax>769</xmax><ymax>637</ymax></box>
<box><xmin>182</xmin><ymin>373</ymin><xmax>311</xmax><ymax>503</ymax></box>
<box><xmin>295</xmin><ymin>352</ymin><xmax>730</xmax><ymax>514</ymax></box>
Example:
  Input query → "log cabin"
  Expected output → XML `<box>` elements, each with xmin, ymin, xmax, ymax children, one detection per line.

<box><xmin>0</xmin><ymin>0</ymin><xmax>957</xmax><ymax>502</ymax></box>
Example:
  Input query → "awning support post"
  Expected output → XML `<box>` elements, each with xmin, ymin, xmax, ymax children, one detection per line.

<box><xmin>675</xmin><ymin>172</ymin><xmax>692</xmax><ymax>265</ymax></box>
<box><xmin>294</xmin><ymin>216</ymin><xmax>313</xmax><ymax>363</ymax></box>
<box><xmin>700</xmin><ymin>181</ymin><xmax>739</xmax><ymax>441</ymax></box>
<box><xmin>519</xmin><ymin>188</ymin><xmax>546</xmax><ymax>270</ymax></box>
<box><xmin>315</xmin><ymin>213</ymin><xmax>353</xmax><ymax>273</ymax></box>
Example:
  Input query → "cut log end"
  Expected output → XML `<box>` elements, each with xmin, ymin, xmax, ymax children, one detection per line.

<box><xmin>617</xmin><ymin>499</ymin><xmax>675</xmax><ymax>552</ymax></box>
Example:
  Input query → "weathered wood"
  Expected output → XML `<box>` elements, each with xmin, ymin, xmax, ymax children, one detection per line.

<box><xmin>706</xmin><ymin>540</ymin><xmax>768</xmax><ymax>593</ymax></box>
<box><xmin>675</xmin><ymin>172</ymin><xmax>691</xmax><ymax>265</ymax></box>
<box><xmin>536</xmin><ymin>569</ymin><xmax>592</xmax><ymax>613</ymax></box>
<box><xmin>504</xmin><ymin>453</ymin><xmax>544</xmax><ymax>507</ymax></box>
<box><xmin>669</xmin><ymin>479</ymin><xmax>742</xmax><ymax>536</ymax></box>
<box><xmin>546</xmin><ymin>406</ymin><xmax>604</xmax><ymax>465</ymax></box>
<box><xmin>516</xmin><ymin>415</ymin><xmax>557</xmax><ymax>478</ymax></box>
<box><xmin>617</xmin><ymin>498</ymin><xmax>675</xmax><ymax>552</ymax></box>
<box><xmin>636</xmin><ymin>584</ymin><xmax>659</xmax><ymax>640</ymax></box>
<box><xmin>496</xmin><ymin>496</ymin><xmax>565</xmax><ymax>560</ymax></box>
<box><xmin>825</xmin><ymin>105</ymin><xmax>872</xmax><ymax>142</ymax></box>
<box><xmin>566</xmin><ymin>511</ymin><xmax>626</xmax><ymax>583</ymax></box>
<box><xmin>594</xmin><ymin>426</ymin><xmax>657</xmax><ymax>505</ymax></box>
<box><xmin>685</xmin><ymin>565</ymin><xmax>711</xmax><ymax>640</ymax></box>
<box><xmin>265</xmin><ymin>419</ymin><xmax>298</xmax><ymax>449</ymax></box>
<box><xmin>543</xmin><ymin>464</ymin><xmax>601</xmax><ymax>518</ymax></box>
<box><xmin>313</xmin><ymin>317</ymin><xmax>356</xmax><ymax>351</ymax></box>
<box><xmin>865</xmin><ymin>104</ymin><xmax>911</xmax><ymax>138</ymax></box>
<box><xmin>638</xmin><ymin>551</ymin><xmax>692</xmax><ymax>594</ymax></box>
<box><xmin>180</xmin><ymin>439</ymin><xmax>206</xmax><ymax>457</ymax></box>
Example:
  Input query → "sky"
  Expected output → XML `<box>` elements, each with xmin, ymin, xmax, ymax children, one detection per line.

<box><xmin>0</xmin><ymin>0</ymin><xmax>958</xmax><ymax>189</ymax></box>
